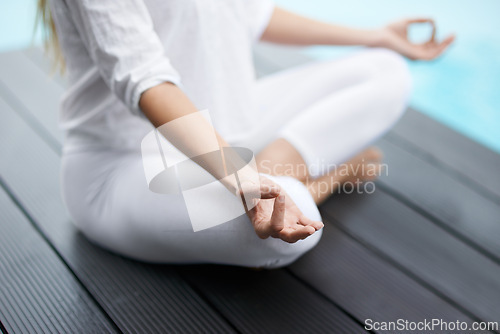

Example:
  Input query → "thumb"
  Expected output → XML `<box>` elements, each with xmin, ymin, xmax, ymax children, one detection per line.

<box><xmin>260</xmin><ymin>179</ymin><xmax>281</xmax><ymax>199</ymax></box>
<box><xmin>270</xmin><ymin>195</ymin><xmax>286</xmax><ymax>234</ymax></box>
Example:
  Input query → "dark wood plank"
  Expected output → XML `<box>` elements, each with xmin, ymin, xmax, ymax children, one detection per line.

<box><xmin>321</xmin><ymin>189</ymin><xmax>500</xmax><ymax>323</ymax></box>
<box><xmin>179</xmin><ymin>266</ymin><xmax>362</xmax><ymax>334</ymax></box>
<box><xmin>388</xmin><ymin>109</ymin><xmax>500</xmax><ymax>203</ymax></box>
<box><xmin>377</xmin><ymin>138</ymin><xmax>500</xmax><ymax>262</ymax></box>
<box><xmin>0</xmin><ymin>186</ymin><xmax>117</xmax><ymax>334</ymax></box>
<box><xmin>288</xmin><ymin>222</ymin><xmax>478</xmax><ymax>329</ymax></box>
<box><xmin>0</xmin><ymin>97</ymin><xmax>236</xmax><ymax>334</ymax></box>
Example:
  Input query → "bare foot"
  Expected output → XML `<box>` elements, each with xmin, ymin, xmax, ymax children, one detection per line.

<box><xmin>306</xmin><ymin>147</ymin><xmax>384</xmax><ymax>204</ymax></box>
<box><xmin>338</xmin><ymin>147</ymin><xmax>384</xmax><ymax>186</ymax></box>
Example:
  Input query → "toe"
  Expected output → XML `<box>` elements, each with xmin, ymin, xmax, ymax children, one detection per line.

<box><xmin>365</xmin><ymin>146</ymin><xmax>384</xmax><ymax>162</ymax></box>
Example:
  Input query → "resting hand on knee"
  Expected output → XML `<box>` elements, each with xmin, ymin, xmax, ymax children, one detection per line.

<box><xmin>378</xmin><ymin>18</ymin><xmax>454</xmax><ymax>60</ymax></box>
<box><xmin>246</xmin><ymin>177</ymin><xmax>324</xmax><ymax>243</ymax></box>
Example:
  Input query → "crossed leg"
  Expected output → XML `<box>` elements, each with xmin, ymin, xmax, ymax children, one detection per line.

<box><xmin>250</xmin><ymin>48</ymin><xmax>412</xmax><ymax>204</ymax></box>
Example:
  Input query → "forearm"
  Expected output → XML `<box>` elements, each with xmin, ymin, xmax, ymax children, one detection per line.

<box><xmin>139</xmin><ymin>82</ymin><xmax>256</xmax><ymax>195</ymax></box>
<box><xmin>261</xmin><ymin>7</ymin><xmax>383</xmax><ymax>47</ymax></box>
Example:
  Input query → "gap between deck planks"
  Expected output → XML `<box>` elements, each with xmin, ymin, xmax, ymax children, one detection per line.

<box><xmin>0</xmin><ymin>184</ymin><xmax>117</xmax><ymax>334</ymax></box>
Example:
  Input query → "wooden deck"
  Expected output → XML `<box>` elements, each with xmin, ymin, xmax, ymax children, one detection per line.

<box><xmin>0</xmin><ymin>45</ymin><xmax>499</xmax><ymax>333</ymax></box>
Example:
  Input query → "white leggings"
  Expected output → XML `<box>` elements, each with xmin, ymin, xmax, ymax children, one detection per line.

<box><xmin>61</xmin><ymin>48</ymin><xmax>411</xmax><ymax>268</ymax></box>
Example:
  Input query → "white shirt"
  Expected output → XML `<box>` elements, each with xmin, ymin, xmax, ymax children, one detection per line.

<box><xmin>50</xmin><ymin>0</ymin><xmax>274</xmax><ymax>153</ymax></box>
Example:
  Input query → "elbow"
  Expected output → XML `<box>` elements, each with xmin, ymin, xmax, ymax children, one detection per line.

<box><xmin>105</xmin><ymin>57</ymin><xmax>182</xmax><ymax>117</ymax></box>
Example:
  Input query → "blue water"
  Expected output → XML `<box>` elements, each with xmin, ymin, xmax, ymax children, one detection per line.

<box><xmin>1</xmin><ymin>0</ymin><xmax>499</xmax><ymax>152</ymax></box>
<box><xmin>0</xmin><ymin>0</ymin><xmax>43</xmax><ymax>52</ymax></box>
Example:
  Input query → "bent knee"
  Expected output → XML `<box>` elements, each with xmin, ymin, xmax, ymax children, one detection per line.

<box><xmin>364</xmin><ymin>48</ymin><xmax>412</xmax><ymax>124</ymax></box>
<box><xmin>372</xmin><ymin>48</ymin><xmax>412</xmax><ymax>99</ymax></box>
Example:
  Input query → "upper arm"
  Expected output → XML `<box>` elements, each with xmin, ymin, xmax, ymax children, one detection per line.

<box><xmin>64</xmin><ymin>0</ymin><xmax>181</xmax><ymax>115</ymax></box>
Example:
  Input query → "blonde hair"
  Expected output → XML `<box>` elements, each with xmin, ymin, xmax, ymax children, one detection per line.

<box><xmin>36</xmin><ymin>0</ymin><xmax>65</xmax><ymax>73</ymax></box>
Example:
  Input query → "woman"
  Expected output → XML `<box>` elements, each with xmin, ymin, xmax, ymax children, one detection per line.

<box><xmin>40</xmin><ymin>0</ymin><xmax>453</xmax><ymax>268</ymax></box>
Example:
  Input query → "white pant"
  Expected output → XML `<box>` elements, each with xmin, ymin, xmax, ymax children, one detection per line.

<box><xmin>61</xmin><ymin>49</ymin><xmax>411</xmax><ymax>268</ymax></box>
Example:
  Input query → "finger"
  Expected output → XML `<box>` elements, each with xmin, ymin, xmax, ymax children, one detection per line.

<box><xmin>280</xmin><ymin>226</ymin><xmax>316</xmax><ymax>243</ymax></box>
<box><xmin>298</xmin><ymin>215</ymin><xmax>324</xmax><ymax>231</ymax></box>
<box><xmin>406</xmin><ymin>18</ymin><xmax>436</xmax><ymax>44</ymax></box>
<box><xmin>260</xmin><ymin>179</ymin><xmax>281</xmax><ymax>199</ymax></box>
<box><xmin>299</xmin><ymin>225</ymin><xmax>317</xmax><ymax>238</ymax></box>
<box><xmin>270</xmin><ymin>195</ymin><xmax>285</xmax><ymax>234</ymax></box>
<box><xmin>426</xmin><ymin>34</ymin><xmax>455</xmax><ymax>60</ymax></box>
<box><xmin>430</xmin><ymin>21</ymin><xmax>437</xmax><ymax>43</ymax></box>
<box><xmin>406</xmin><ymin>18</ymin><xmax>434</xmax><ymax>24</ymax></box>
<box><xmin>421</xmin><ymin>23</ymin><xmax>436</xmax><ymax>45</ymax></box>
<box><xmin>249</xmin><ymin>197</ymin><xmax>261</xmax><ymax>210</ymax></box>
<box><xmin>434</xmin><ymin>35</ymin><xmax>455</xmax><ymax>54</ymax></box>
<box><xmin>440</xmin><ymin>34</ymin><xmax>456</xmax><ymax>48</ymax></box>
<box><xmin>252</xmin><ymin>217</ymin><xmax>270</xmax><ymax>239</ymax></box>
<box><xmin>399</xmin><ymin>41</ymin><xmax>422</xmax><ymax>60</ymax></box>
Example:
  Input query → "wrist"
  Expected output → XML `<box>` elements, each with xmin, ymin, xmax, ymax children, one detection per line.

<box><xmin>368</xmin><ymin>28</ymin><xmax>390</xmax><ymax>48</ymax></box>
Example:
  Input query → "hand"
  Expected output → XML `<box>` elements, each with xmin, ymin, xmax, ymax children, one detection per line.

<box><xmin>378</xmin><ymin>18</ymin><xmax>455</xmax><ymax>60</ymax></box>
<box><xmin>246</xmin><ymin>177</ymin><xmax>324</xmax><ymax>243</ymax></box>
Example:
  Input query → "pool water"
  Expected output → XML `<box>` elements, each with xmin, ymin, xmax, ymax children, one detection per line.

<box><xmin>0</xmin><ymin>0</ymin><xmax>43</xmax><ymax>52</ymax></box>
<box><xmin>1</xmin><ymin>0</ymin><xmax>499</xmax><ymax>152</ymax></box>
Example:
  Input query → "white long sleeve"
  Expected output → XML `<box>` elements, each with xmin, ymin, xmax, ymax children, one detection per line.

<box><xmin>62</xmin><ymin>0</ymin><xmax>182</xmax><ymax>115</ymax></box>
